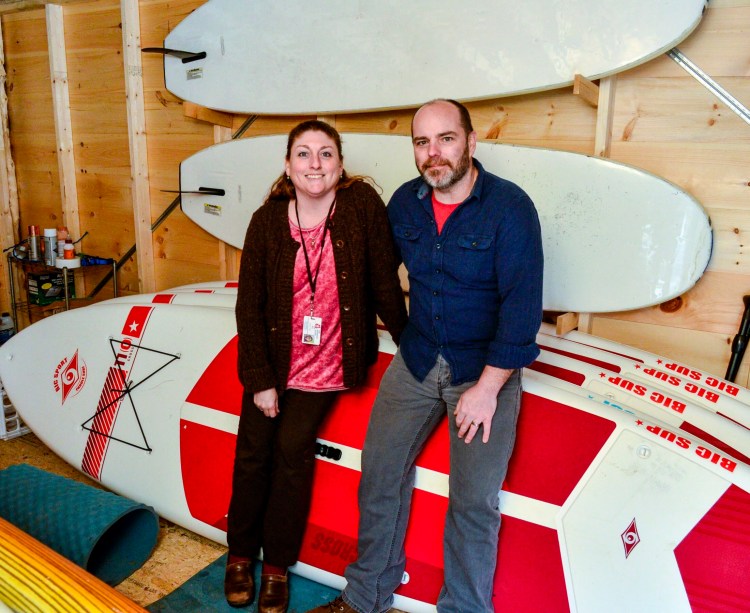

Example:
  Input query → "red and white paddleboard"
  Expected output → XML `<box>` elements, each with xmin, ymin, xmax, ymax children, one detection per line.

<box><xmin>1</xmin><ymin>300</ymin><xmax>749</xmax><ymax>612</ymax></box>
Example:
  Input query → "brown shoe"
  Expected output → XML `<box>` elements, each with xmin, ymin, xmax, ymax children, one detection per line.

<box><xmin>305</xmin><ymin>595</ymin><xmax>357</xmax><ymax>613</ymax></box>
<box><xmin>258</xmin><ymin>573</ymin><xmax>289</xmax><ymax>613</ymax></box>
<box><xmin>224</xmin><ymin>560</ymin><xmax>254</xmax><ymax>607</ymax></box>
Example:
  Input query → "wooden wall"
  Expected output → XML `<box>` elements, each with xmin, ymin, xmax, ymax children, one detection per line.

<box><xmin>0</xmin><ymin>0</ymin><xmax>749</xmax><ymax>383</ymax></box>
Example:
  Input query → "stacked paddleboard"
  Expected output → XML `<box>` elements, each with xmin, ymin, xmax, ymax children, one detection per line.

<box><xmin>1</xmin><ymin>287</ymin><xmax>749</xmax><ymax>612</ymax></box>
<box><xmin>157</xmin><ymin>0</ymin><xmax>707</xmax><ymax>115</ymax></box>
<box><xmin>179</xmin><ymin>134</ymin><xmax>712</xmax><ymax>314</ymax></box>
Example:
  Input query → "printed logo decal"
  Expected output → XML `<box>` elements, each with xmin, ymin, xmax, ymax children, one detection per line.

<box><xmin>621</xmin><ymin>518</ymin><xmax>640</xmax><ymax>558</ymax></box>
<box><xmin>53</xmin><ymin>350</ymin><xmax>87</xmax><ymax>405</ymax></box>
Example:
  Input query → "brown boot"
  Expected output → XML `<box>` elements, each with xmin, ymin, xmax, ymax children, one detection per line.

<box><xmin>305</xmin><ymin>595</ymin><xmax>358</xmax><ymax>613</ymax></box>
<box><xmin>224</xmin><ymin>560</ymin><xmax>254</xmax><ymax>607</ymax></box>
<box><xmin>258</xmin><ymin>573</ymin><xmax>289</xmax><ymax>613</ymax></box>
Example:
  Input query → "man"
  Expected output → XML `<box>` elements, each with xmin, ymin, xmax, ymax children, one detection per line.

<box><xmin>308</xmin><ymin>99</ymin><xmax>544</xmax><ymax>613</ymax></box>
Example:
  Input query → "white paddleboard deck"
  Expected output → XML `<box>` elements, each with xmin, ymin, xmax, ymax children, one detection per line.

<box><xmin>161</xmin><ymin>0</ymin><xmax>707</xmax><ymax>114</ymax></box>
<box><xmin>180</xmin><ymin>134</ymin><xmax>712</xmax><ymax>313</ymax></box>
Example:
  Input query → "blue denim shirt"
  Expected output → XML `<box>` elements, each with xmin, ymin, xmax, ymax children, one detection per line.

<box><xmin>387</xmin><ymin>159</ymin><xmax>543</xmax><ymax>385</ymax></box>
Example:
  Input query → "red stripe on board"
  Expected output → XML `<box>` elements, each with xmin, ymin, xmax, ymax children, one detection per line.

<box><xmin>302</xmin><ymin>460</ymin><xmax>445</xmax><ymax>604</ymax></box>
<box><xmin>678</xmin><ymin>421</ymin><xmax>750</xmax><ymax>466</ymax></box>
<box><xmin>180</xmin><ymin>420</ymin><xmax>235</xmax><ymax>531</ymax></box>
<box><xmin>538</xmin><ymin>343</ymin><xmax>622</xmax><ymax>373</ymax></box>
<box><xmin>317</xmin><ymin>352</ymin><xmax>393</xmax><ymax>450</ymax></box>
<box><xmin>675</xmin><ymin>484</ymin><xmax>750</xmax><ymax>612</ymax></box>
<box><xmin>504</xmin><ymin>393</ymin><xmax>616</xmax><ymax>506</ymax></box>
<box><xmin>120</xmin><ymin>305</ymin><xmax>153</xmax><ymax>339</ymax></box>
<box><xmin>527</xmin><ymin>360</ymin><xmax>586</xmax><ymax>386</ymax></box>
<box><xmin>493</xmin><ymin>516</ymin><xmax>569</xmax><ymax>612</ymax></box>
<box><xmin>194</xmin><ymin>290</ymin><xmax>215</xmax><ymax>293</ymax></box>
<box><xmin>185</xmin><ymin>336</ymin><xmax>243</xmax><ymax>416</ymax></box>
<box><xmin>81</xmin><ymin>367</ymin><xmax>127</xmax><ymax>479</ymax></box>
<box><xmin>152</xmin><ymin>294</ymin><xmax>176</xmax><ymax>303</ymax></box>
<box><xmin>301</xmin><ymin>462</ymin><xmax>361</xmax><ymax>576</ymax></box>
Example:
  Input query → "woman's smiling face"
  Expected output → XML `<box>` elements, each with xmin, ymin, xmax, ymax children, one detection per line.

<box><xmin>285</xmin><ymin>130</ymin><xmax>343</xmax><ymax>202</ymax></box>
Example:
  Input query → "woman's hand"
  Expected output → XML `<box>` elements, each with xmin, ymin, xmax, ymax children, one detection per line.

<box><xmin>254</xmin><ymin>388</ymin><xmax>279</xmax><ymax>418</ymax></box>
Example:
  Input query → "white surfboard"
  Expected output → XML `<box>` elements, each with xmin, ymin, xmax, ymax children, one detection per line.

<box><xmin>158</xmin><ymin>0</ymin><xmax>707</xmax><ymax>115</ymax></box>
<box><xmin>180</xmin><ymin>134</ymin><xmax>712</xmax><ymax>313</ymax></box>
<box><xmin>1</xmin><ymin>300</ymin><xmax>750</xmax><ymax>612</ymax></box>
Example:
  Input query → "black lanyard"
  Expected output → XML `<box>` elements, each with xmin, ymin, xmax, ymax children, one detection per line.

<box><xmin>295</xmin><ymin>198</ymin><xmax>336</xmax><ymax>310</ymax></box>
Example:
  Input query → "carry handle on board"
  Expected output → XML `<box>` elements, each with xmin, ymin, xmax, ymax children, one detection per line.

<box><xmin>142</xmin><ymin>47</ymin><xmax>207</xmax><ymax>64</ymax></box>
<box><xmin>161</xmin><ymin>187</ymin><xmax>226</xmax><ymax>196</ymax></box>
<box><xmin>726</xmin><ymin>294</ymin><xmax>750</xmax><ymax>382</ymax></box>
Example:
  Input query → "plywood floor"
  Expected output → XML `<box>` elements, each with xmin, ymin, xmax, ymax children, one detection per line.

<box><xmin>0</xmin><ymin>431</ymin><xmax>226</xmax><ymax>608</ymax></box>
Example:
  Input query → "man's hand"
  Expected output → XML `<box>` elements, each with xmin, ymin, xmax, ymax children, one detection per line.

<box><xmin>454</xmin><ymin>366</ymin><xmax>513</xmax><ymax>443</ymax></box>
<box><xmin>254</xmin><ymin>388</ymin><xmax>279</xmax><ymax>418</ymax></box>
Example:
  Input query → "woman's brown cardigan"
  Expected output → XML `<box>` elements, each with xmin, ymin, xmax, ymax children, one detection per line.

<box><xmin>236</xmin><ymin>180</ymin><xmax>408</xmax><ymax>394</ymax></box>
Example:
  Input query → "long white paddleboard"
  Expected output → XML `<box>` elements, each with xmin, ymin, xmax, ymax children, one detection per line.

<box><xmin>180</xmin><ymin>134</ymin><xmax>712</xmax><ymax>313</ymax></box>
<box><xmin>159</xmin><ymin>0</ymin><xmax>707</xmax><ymax>114</ymax></box>
<box><xmin>2</xmin><ymin>301</ymin><xmax>750</xmax><ymax>611</ymax></box>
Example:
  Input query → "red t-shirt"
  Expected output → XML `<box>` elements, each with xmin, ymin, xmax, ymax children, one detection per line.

<box><xmin>432</xmin><ymin>192</ymin><xmax>461</xmax><ymax>234</ymax></box>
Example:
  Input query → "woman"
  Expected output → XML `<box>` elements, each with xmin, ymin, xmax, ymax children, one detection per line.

<box><xmin>225</xmin><ymin>120</ymin><xmax>407</xmax><ymax>612</ymax></box>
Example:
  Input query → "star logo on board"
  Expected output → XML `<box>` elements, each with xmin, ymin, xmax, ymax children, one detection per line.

<box><xmin>634</xmin><ymin>363</ymin><xmax>641</xmax><ymax>370</ymax></box>
<box><xmin>599</xmin><ymin>372</ymin><xmax>606</xmax><ymax>378</ymax></box>
<box><xmin>621</xmin><ymin>518</ymin><xmax>640</xmax><ymax>558</ymax></box>
<box><xmin>128</xmin><ymin>320</ymin><xmax>140</xmax><ymax>334</ymax></box>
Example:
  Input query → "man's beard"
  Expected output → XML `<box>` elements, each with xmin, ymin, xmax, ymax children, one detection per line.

<box><xmin>420</xmin><ymin>145</ymin><xmax>472</xmax><ymax>190</ymax></box>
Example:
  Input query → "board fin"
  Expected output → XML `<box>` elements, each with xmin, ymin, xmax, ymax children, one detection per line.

<box><xmin>142</xmin><ymin>47</ymin><xmax>207</xmax><ymax>64</ymax></box>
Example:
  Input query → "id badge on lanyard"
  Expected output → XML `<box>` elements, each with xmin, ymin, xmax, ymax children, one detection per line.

<box><xmin>296</xmin><ymin>197</ymin><xmax>335</xmax><ymax>346</ymax></box>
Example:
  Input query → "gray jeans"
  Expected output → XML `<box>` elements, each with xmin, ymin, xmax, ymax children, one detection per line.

<box><xmin>343</xmin><ymin>350</ymin><xmax>522</xmax><ymax>613</ymax></box>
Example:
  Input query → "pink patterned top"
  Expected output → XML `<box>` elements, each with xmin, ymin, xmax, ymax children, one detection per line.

<box><xmin>286</xmin><ymin>217</ymin><xmax>345</xmax><ymax>391</ymax></box>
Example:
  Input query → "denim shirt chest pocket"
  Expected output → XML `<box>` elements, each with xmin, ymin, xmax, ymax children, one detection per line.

<box><xmin>452</xmin><ymin>234</ymin><xmax>495</xmax><ymax>283</ymax></box>
<box><xmin>393</xmin><ymin>224</ymin><xmax>429</xmax><ymax>272</ymax></box>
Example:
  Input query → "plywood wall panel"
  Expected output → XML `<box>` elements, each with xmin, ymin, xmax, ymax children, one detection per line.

<box><xmin>595</xmin><ymin>270</ymin><xmax>748</xmax><ymax>334</ymax></box>
<box><xmin>0</xmin><ymin>0</ymin><xmax>748</xmax><ymax>383</ymax></box>
<box><xmin>705</xmin><ymin>207</ymin><xmax>750</xmax><ymax>274</ymax></box>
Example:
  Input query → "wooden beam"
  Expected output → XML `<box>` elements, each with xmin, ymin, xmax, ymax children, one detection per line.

<box><xmin>0</xmin><ymin>20</ymin><xmax>19</xmax><ymax>251</ymax></box>
<box><xmin>183</xmin><ymin>101</ymin><xmax>234</xmax><ymax>128</ymax></box>
<box><xmin>0</xmin><ymin>20</ymin><xmax>20</xmax><ymax>315</ymax></box>
<box><xmin>0</xmin><ymin>0</ymin><xmax>96</xmax><ymax>14</ymax></box>
<box><xmin>594</xmin><ymin>75</ymin><xmax>617</xmax><ymax>159</ymax></box>
<box><xmin>214</xmin><ymin>125</ymin><xmax>239</xmax><ymax>280</ymax></box>
<box><xmin>121</xmin><ymin>0</ymin><xmax>155</xmax><ymax>293</ymax></box>
<box><xmin>46</xmin><ymin>4</ymin><xmax>81</xmax><ymax>270</ymax></box>
<box><xmin>555</xmin><ymin>312</ymin><xmax>580</xmax><ymax>336</ymax></box>
<box><xmin>573</xmin><ymin>74</ymin><xmax>599</xmax><ymax>108</ymax></box>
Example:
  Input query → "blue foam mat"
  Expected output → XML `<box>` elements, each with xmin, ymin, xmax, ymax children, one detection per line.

<box><xmin>147</xmin><ymin>553</ymin><xmax>340</xmax><ymax>612</ymax></box>
<box><xmin>0</xmin><ymin>463</ymin><xmax>159</xmax><ymax>586</ymax></box>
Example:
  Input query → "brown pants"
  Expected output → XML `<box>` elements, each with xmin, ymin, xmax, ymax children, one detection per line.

<box><xmin>226</xmin><ymin>388</ymin><xmax>338</xmax><ymax>567</ymax></box>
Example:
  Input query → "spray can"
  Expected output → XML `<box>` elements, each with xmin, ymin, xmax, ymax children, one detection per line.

<box><xmin>43</xmin><ymin>228</ymin><xmax>57</xmax><ymax>266</ymax></box>
<box><xmin>28</xmin><ymin>225</ymin><xmax>40</xmax><ymax>261</ymax></box>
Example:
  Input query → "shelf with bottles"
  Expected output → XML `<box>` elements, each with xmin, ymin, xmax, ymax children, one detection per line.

<box><xmin>6</xmin><ymin>252</ymin><xmax>117</xmax><ymax>331</ymax></box>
